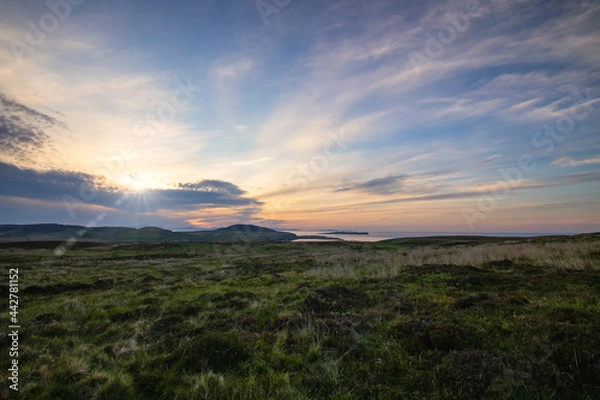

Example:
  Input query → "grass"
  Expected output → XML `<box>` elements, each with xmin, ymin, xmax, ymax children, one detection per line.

<box><xmin>1</xmin><ymin>235</ymin><xmax>599</xmax><ymax>399</ymax></box>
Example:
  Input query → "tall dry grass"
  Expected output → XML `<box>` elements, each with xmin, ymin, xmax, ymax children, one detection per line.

<box><xmin>306</xmin><ymin>241</ymin><xmax>600</xmax><ymax>280</ymax></box>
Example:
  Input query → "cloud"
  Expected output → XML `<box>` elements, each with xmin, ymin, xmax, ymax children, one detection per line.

<box><xmin>516</xmin><ymin>171</ymin><xmax>600</xmax><ymax>190</ymax></box>
<box><xmin>182</xmin><ymin>203</ymin><xmax>271</xmax><ymax>228</ymax></box>
<box><xmin>209</xmin><ymin>55</ymin><xmax>258</xmax><ymax>123</ymax></box>
<box><xmin>553</xmin><ymin>155</ymin><xmax>600</xmax><ymax>167</ymax></box>
<box><xmin>0</xmin><ymin>93</ymin><xmax>64</xmax><ymax>127</ymax></box>
<box><xmin>478</xmin><ymin>154</ymin><xmax>501</xmax><ymax>166</ymax></box>
<box><xmin>254</xmin><ymin>0</ymin><xmax>600</xmax><ymax>173</ymax></box>
<box><xmin>334</xmin><ymin>174</ymin><xmax>408</xmax><ymax>195</ymax></box>
<box><xmin>177</xmin><ymin>179</ymin><xmax>246</xmax><ymax>196</ymax></box>
<box><xmin>0</xmin><ymin>161</ymin><xmax>263</xmax><ymax>223</ymax></box>
<box><xmin>0</xmin><ymin>93</ymin><xmax>66</xmax><ymax>162</ymax></box>
<box><xmin>143</xmin><ymin>188</ymin><xmax>260</xmax><ymax>211</ymax></box>
<box><xmin>210</xmin><ymin>56</ymin><xmax>256</xmax><ymax>80</ymax></box>
<box><xmin>0</xmin><ymin>160</ymin><xmax>120</xmax><ymax>205</ymax></box>
<box><xmin>332</xmin><ymin>170</ymin><xmax>458</xmax><ymax>195</ymax></box>
<box><xmin>153</xmin><ymin>179</ymin><xmax>262</xmax><ymax>210</ymax></box>
<box><xmin>231</xmin><ymin>157</ymin><xmax>272</xmax><ymax>167</ymax></box>
<box><xmin>315</xmin><ymin>170</ymin><xmax>600</xmax><ymax>217</ymax></box>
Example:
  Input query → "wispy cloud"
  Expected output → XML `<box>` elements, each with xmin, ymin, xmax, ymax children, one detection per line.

<box><xmin>478</xmin><ymin>154</ymin><xmax>501</xmax><ymax>166</ymax></box>
<box><xmin>333</xmin><ymin>174</ymin><xmax>408</xmax><ymax>195</ymax></box>
<box><xmin>210</xmin><ymin>56</ymin><xmax>257</xmax><ymax>80</ymax></box>
<box><xmin>553</xmin><ymin>155</ymin><xmax>600</xmax><ymax>167</ymax></box>
<box><xmin>231</xmin><ymin>157</ymin><xmax>272</xmax><ymax>167</ymax></box>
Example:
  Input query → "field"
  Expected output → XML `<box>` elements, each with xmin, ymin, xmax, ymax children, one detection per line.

<box><xmin>1</xmin><ymin>234</ymin><xmax>600</xmax><ymax>399</ymax></box>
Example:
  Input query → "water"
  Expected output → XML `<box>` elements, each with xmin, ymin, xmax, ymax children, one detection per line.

<box><xmin>291</xmin><ymin>230</ymin><xmax>573</xmax><ymax>242</ymax></box>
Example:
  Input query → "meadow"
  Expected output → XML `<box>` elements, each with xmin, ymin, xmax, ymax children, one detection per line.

<box><xmin>1</xmin><ymin>234</ymin><xmax>599</xmax><ymax>399</ymax></box>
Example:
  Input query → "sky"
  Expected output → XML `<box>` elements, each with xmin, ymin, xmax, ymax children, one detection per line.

<box><xmin>0</xmin><ymin>0</ymin><xmax>599</xmax><ymax>233</ymax></box>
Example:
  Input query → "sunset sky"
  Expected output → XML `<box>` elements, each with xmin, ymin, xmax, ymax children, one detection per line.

<box><xmin>0</xmin><ymin>0</ymin><xmax>599</xmax><ymax>232</ymax></box>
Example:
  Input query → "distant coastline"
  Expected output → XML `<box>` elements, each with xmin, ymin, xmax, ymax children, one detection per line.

<box><xmin>295</xmin><ymin>235</ymin><xmax>343</xmax><ymax>241</ymax></box>
<box><xmin>319</xmin><ymin>231</ymin><xmax>369</xmax><ymax>235</ymax></box>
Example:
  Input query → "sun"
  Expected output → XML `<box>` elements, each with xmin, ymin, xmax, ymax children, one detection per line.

<box><xmin>117</xmin><ymin>173</ymin><xmax>158</xmax><ymax>193</ymax></box>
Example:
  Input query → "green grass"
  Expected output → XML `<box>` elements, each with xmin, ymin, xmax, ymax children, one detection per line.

<box><xmin>1</xmin><ymin>235</ymin><xmax>599</xmax><ymax>399</ymax></box>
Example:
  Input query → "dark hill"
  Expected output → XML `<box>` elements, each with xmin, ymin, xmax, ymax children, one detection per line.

<box><xmin>190</xmin><ymin>224</ymin><xmax>297</xmax><ymax>242</ymax></box>
<box><xmin>0</xmin><ymin>223</ymin><xmax>298</xmax><ymax>243</ymax></box>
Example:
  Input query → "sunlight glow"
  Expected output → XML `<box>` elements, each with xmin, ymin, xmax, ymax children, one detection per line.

<box><xmin>116</xmin><ymin>174</ymin><xmax>159</xmax><ymax>193</ymax></box>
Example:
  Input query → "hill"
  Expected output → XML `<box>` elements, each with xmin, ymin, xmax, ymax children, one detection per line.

<box><xmin>0</xmin><ymin>223</ymin><xmax>299</xmax><ymax>243</ymax></box>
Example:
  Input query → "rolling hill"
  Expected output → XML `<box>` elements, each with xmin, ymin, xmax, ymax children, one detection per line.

<box><xmin>0</xmin><ymin>223</ymin><xmax>299</xmax><ymax>243</ymax></box>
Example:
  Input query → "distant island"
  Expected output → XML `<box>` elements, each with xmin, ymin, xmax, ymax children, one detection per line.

<box><xmin>294</xmin><ymin>235</ymin><xmax>344</xmax><ymax>241</ymax></box>
<box><xmin>319</xmin><ymin>230</ymin><xmax>369</xmax><ymax>235</ymax></box>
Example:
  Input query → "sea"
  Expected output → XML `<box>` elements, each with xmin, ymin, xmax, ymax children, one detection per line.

<box><xmin>291</xmin><ymin>230</ymin><xmax>575</xmax><ymax>242</ymax></box>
